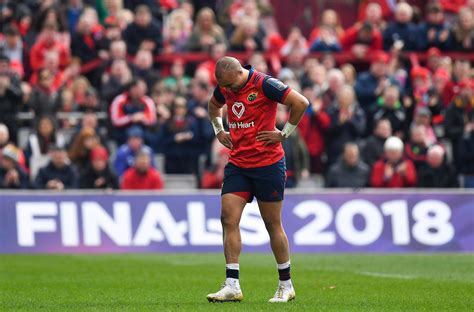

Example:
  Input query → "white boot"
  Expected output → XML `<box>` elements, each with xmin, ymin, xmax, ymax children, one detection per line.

<box><xmin>268</xmin><ymin>281</ymin><xmax>296</xmax><ymax>303</ymax></box>
<box><xmin>207</xmin><ymin>281</ymin><xmax>243</xmax><ymax>302</ymax></box>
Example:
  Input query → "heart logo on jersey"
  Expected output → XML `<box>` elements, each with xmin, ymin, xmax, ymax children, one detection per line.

<box><xmin>232</xmin><ymin>102</ymin><xmax>245</xmax><ymax>119</ymax></box>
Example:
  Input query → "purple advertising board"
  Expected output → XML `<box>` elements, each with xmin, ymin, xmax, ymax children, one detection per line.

<box><xmin>0</xmin><ymin>191</ymin><xmax>473</xmax><ymax>253</ymax></box>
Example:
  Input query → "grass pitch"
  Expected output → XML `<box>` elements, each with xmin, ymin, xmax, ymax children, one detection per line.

<box><xmin>1</xmin><ymin>253</ymin><xmax>473</xmax><ymax>311</ymax></box>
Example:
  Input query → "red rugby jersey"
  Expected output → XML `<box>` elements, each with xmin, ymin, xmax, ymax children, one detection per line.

<box><xmin>213</xmin><ymin>65</ymin><xmax>291</xmax><ymax>168</ymax></box>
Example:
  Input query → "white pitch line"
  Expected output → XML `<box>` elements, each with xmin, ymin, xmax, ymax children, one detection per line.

<box><xmin>358</xmin><ymin>271</ymin><xmax>417</xmax><ymax>279</ymax></box>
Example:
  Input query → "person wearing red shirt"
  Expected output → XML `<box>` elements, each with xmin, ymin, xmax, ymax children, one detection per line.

<box><xmin>207</xmin><ymin>57</ymin><xmax>309</xmax><ymax>303</ymax></box>
<box><xmin>29</xmin><ymin>24</ymin><xmax>70</xmax><ymax>72</ymax></box>
<box><xmin>121</xmin><ymin>151</ymin><xmax>163</xmax><ymax>190</ymax></box>
<box><xmin>370</xmin><ymin>136</ymin><xmax>417</xmax><ymax>187</ymax></box>
<box><xmin>340</xmin><ymin>22</ymin><xmax>383</xmax><ymax>58</ymax></box>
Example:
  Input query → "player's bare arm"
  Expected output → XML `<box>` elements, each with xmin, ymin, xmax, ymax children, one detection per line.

<box><xmin>256</xmin><ymin>90</ymin><xmax>309</xmax><ymax>146</ymax></box>
<box><xmin>208</xmin><ymin>95</ymin><xmax>233</xmax><ymax>150</ymax></box>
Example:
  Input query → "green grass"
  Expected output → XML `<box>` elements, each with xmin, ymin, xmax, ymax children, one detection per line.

<box><xmin>0</xmin><ymin>254</ymin><xmax>473</xmax><ymax>311</ymax></box>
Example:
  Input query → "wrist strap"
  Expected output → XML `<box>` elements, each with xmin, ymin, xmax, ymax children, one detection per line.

<box><xmin>211</xmin><ymin>117</ymin><xmax>224</xmax><ymax>135</ymax></box>
<box><xmin>281</xmin><ymin>122</ymin><xmax>297</xmax><ymax>138</ymax></box>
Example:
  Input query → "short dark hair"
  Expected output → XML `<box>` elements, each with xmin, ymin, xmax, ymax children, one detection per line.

<box><xmin>4</xmin><ymin>25</ymin><xmax>19</xmax><ymax>37</ymax></box>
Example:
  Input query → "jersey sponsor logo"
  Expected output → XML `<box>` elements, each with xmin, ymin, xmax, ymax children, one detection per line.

<box><xmin>232</xmin><ymin>102</ymin><xmax>245</xmax><ymax>118</ymax></box>
<box><xmin>247</xmin><ymin>91</ymin><xmax>258</xmax><ymax>102</ymax></box>
<box><xmin>267</xmin><ymin>77</ymin><xmax>288</xmax><ymax>91</ymax></box>
<box><xmin>228</xmin><ymin>121</ymin><xmax>255</xmax><ymax>129</ymax></box>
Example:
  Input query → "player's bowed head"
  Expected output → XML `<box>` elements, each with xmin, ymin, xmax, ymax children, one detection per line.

<box><xmin>208</xmin><ymin>56</ymin><xmax>309</xmax><ymax>148</ymax></box>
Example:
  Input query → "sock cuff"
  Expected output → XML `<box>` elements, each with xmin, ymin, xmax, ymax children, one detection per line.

<box><xmin>226</xmin><ymin>263</ymin><xmax>240</xmax><ymax>270</ymax></box>
<box><xmin>277</xmin><ymin>260</ymin><xmax>291</xmax><ymax>270</ymax></box>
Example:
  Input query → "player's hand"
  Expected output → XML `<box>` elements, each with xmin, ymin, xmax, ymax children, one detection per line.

<box><xmin>217</xmin><ymin>131</ymin><xmax>233</xmax><ymax>150</ymax></box>
<box><xmin>256</xmin><ymin>131</ymin><xmax>285</xmax><ymax>146</ymax></box>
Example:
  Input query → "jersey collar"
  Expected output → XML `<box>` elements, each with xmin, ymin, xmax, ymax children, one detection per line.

<box><xmin>242</xmin><ymin>65</ymin><xmax>254</xmax><ymax>88</ymax></box>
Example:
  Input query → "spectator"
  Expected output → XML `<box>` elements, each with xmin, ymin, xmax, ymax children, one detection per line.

<box><xmin>370</xmin><ymin>136</ymin><xmax>417</xmax><ymax>187</ymax></box>
<box><xmin>417</xmin><ymin>145</ymin><xmax>458</xmax><ymax>188</ymax></box>
<box><xmin>310</xmin><ymin>26</ymin><xmax>342</xmax><ymax>52</ymax></box>
<box><xmin>354</xmin><ymin>51</ymin><xmax>395</xmax><ymax>114</ymax></box>
<box><xmin>196</xmin><ymin>43</ymin><xmax>228</xmax><ymax>86</ymax></box>
<box><xmin>103</xmin><ymin>0</ymin><xmax>134</xmax><ymax>29</ymax></box>
<box><xmin>341</xmin><ymin>63</ymin><xmax>357</xmax><ymax>86</ymax></box>
<box><xmin>326</xmin><ymin>85</ymin><xmax>366</xmax><ymax>166</ymax></box>
<box><xmin>29</xmin><ymin>23</ymin><xmax>70</xmax><ymax>72</ymax></box>
<box><xmin>309</xmin><ymin>9</ymin><xmax>345</xmax><ymax>44</ymax></box>
<box><xmin>373</xmin><ymin>85</ymin><xmax>406</xmax><ymax>136</ymax></box>
<box><xmin>188</xmin><ymin>81</ymin><xmax>214</xmax><ymax>165</ymax></box>
<box><xmin>360</xmin><ymin>118</ymin><xmax>392</xmax><ymax>166</ymax></box>
<box><xmin>110</xmin><ymin>78</ymin><xmax>157</xmax><ymax>144</ymax></box>
<box><xmin>122</xmin><ymin>5</ymin><xmax>162</xmax><ymax>56</ymax></box>
<box><xmin>229</xmin><ymin>16</ymin><xmax>265</xmax><ymax>52</ymax></box>
<box><xmin>133</xmin><ymin>49</ymin><xmax>160</xmax><ymax>90</ymax></box>
<box><xmin>383</xmin><ymin>2</ymin><xmax>417</xmax><ymax>50</ymax></box>
<box><xmin>0</xmin><ymin>60</ymin><xmax>22</xmax><ymax>139</ymax></box>
<box><xmin>114</xmin><ymin>126</ymin><xmax>155</xmax><ymax>177</ymax></box>
<box><xmin>68</xmin><ymin>111</ymin><xmax>107</xmax><ymax>148</ymax></box>
<box><xmin>25</xmin><ymin>116</ymin><xmax>66</xmax><ymax>168</ymax></box>
<box><xmin>411</xmin><ymin>108</ymin><xmax>437</xmax><ymax>146</ymax></box>
<box><xmin>34</xmin><ymin>145</ymin><xmax>78</xmax><ymax>190</ymax></box>
<box><xmin>280</xmin><ymin>27</ymin><xmax>308</xmax><ymax>57</ymax></box>
<box><xmin>321</xmin><ymin>68</ymin><xmax>345</xmax><ymax>108</ymax></box>
<box><xmin>187</xmin><ymin>8</ymin><xmax>226</xmax><ymax>52</ymax></box>
<box><xmin>448</xmin><ymin>6</ymin><xmax>474</xmax><ymax>52</ymax></box>
<box><xmin>404</xmin><ymin>125</ymin><xmax>429</xmax><ymax>169</ymax></box>
<box><xmin>101</xmin><ymin>58</ymin><xmax>133</xmax><ymax>103</ymax></box>
<box><xmin>159</xmin><ymin>96</ymin><xmax>199</xmax><ymax>174</ymax></box>
<box><xmin>418</xmin><ymin>2</ymin><xmax>450</xmax><ymax>51</ymax></box>
<box><xmin>201</xmin><ymin>147</ymin><xmax>229</xmax><ymax>189</ymax></box>
<box><xmin>444</xmin><ymin>80</ymin><xmax>474</xmax><ymax>170</ymax></box>
<box><xmin>121</xmin><ymin>150</ymin><xmax>164</xmax><ymax>190</ymax></box>
<box><xmin>341</xmin><ymin>22</ymin><xmax>382</xmax><ymax>58</ymax></box>
<box><xmin>298</xmin><ymin>97</ymin><xmax>330</xmax><ymax>173</ymax></box>
<box><xmin>68</xmin><ymin>127</ymin><xmax>101</xmax><ymax>172</ymax></box>
<box><xmin>163</xmin><ymin>8</ymin><xmax>193</xmax><ymax>53</ymax></box>
<box><xmin>459</xmin><ymin>120</ymin><xmax>474</xmax><ymax>188</ymax></box>
<box><xmin>163</xmin><ymin>58</ymin><xmax>191</xmax><ymax>95</ymax></box>
<box><xmin>80</xmin><ymin>146</ymin><xmax>119</xmax><ymax>189</ymax></box>
<box><xmin>70</xmin><ymin>11</ymin><xmax>102</xmax><ymax>83</ymax></box>
<box><xmin>326</xmin><ymin>142</ymin><xmax>370</xmax><ymax>188</ymax></box>
<box><xmin>276</xmin><ymin>104</ymin><xmax>310</xmax><ymax>187</ymax></box>
<box><xmin>28</xmin><ymin>68</ymin><xmax>59</xmax><ymax>116</ymax></box>
<box><xmin>0</xmin><ymin>123</ymin><xmax>26</xmax><ymax>171</ymax></box>
<box><xmin>0</xmin><ymin>144</ymin><xmax>28</xmax><ymax>189</ymax></box>
<box><xmin>360</xmin><ymin>2</ymin><xmax>386</xmax><ymax>31</ymax></box>
<box><xmin>0</xmin><ymin>25</ymin><xmax>23</xmax><ymax>65</ymax></box>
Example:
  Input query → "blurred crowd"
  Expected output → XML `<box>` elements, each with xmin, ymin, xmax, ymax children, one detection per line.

<box><xmin>0</xmin><ymin>0</ymin><xmax>473</xmax><ymax>190</ymax></box>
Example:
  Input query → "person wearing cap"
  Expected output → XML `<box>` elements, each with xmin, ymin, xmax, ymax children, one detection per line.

<box><xmin>80</xmin><ymin>145</ymin><xmax>119</xmax><ymax>189</ymax></box>
<box><xmin>382</xmin><ymin>2</ymin><xmax>418</xmax><ymax>51</ymax></box>
<box><xmin>417</xmin><ymin>2</ymin><xmax>450</xmax><ymax>51</ymax></box>
<box><xmin>417</xmin><ymin>145</ymin><xmax>458</xmax><ymax>188</ymax></box>
<box><xmin>113</xmin><ymin>126</ymin><xmax>155</xmax><ymax>177</ymax></box>
<box><xmin>354</xmin><ymin>51</ymin><xmax>399</xmax><ymax>114</ymax></box>
<box><xmin>121</xmin><ymin>150</ymin><xmax>164</xmax><ymax>190</ymax></box>
<box><xmin>370</xmin><ymin>136</ymin><xmax>417</xmax><ymax>187</ymax></box>
<box><xmin>34</xmin><ymin>145</ymin><xmax>79</xmax><ymax>190</ymax></box>
<box><xmin>0</xmin><ymin>144</ymin><xmax>28</xmax><ymax>189</ymax></box>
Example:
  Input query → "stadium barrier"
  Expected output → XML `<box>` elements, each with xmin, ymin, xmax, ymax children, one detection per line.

<box><xmin>1</xmin><ymin>190</ymin><xmax>472</xmax><ymax>253</ymax></box>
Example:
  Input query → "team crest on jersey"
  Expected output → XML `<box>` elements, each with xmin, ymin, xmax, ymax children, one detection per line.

<box><xmin>232</xmin><ymin>102</ymin><xmax>245</xmax><ymax>118</ymax></box>
<box><xmin>247</xmin><ymin>91</ymin><xmax>258</xmax><ymax>102</ymax></box>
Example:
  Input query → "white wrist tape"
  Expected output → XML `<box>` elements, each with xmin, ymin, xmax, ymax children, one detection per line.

<box><xmin>211</xmin><ymin>117</ymin><xmax>224</xmax><ymax>135</ymax></box>
<box><xmin>281</xmin><ymin>122</ymin><xmax>297</xmax><ymax>138</ymax></box>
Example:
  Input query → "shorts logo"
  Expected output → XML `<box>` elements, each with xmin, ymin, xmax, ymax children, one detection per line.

<box><xmin>232</xmin><ymin>102</ymin><xmax>245</xmax><ymax>119</ymax></box>
<box><xmin>247</xmin><ymin>92</ymin><xmax>258</xmax><ymax>102</ymax></box>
